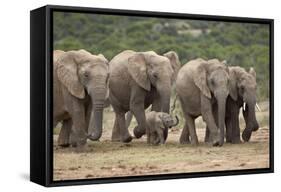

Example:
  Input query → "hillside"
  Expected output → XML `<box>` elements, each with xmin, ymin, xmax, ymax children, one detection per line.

<box><xmin>53</xmin><ymin>12</ymin><xmax>270</xmax><ymax>100</ymax></box>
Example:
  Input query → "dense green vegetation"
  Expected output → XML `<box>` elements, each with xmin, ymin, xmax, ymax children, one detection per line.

<box><xmin>54</xmin><ymin>12</ymin><xmax>270</xmax><ymax>100</ymax></box>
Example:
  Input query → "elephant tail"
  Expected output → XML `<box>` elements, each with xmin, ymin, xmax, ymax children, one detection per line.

<box><xmin>170</xmin><ymin>94</ymin><xmax>178</xmax><ymax>114</ymax></box>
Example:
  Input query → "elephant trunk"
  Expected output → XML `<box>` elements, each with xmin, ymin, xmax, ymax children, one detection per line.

<box><xmin>242</xmin><ymin>100</ymin><xmax>259</xmax><ymax>142</ymax></box>
<box><xmin>171</xmin><ymin>115</ymin><xmax>179</xmax><ymax>127</ymax></box>
<box><xmin>159</xmin><ymin>85</ymin><xmax>171</xmax><ymax>114</ymax></box>
<box><xmin>216</xmin><ymin>92</ymin><xmax>227</xmax><ymax>146</ymax></box>
<box><xmin>88</xmin><ymin>87</ymin><xmax>106</xmax><ymax>141</ymax></box>
<box><xmin>158</xmin><ymin>84</ymin><xmax>171</xmax><ymax>140</ymax></box>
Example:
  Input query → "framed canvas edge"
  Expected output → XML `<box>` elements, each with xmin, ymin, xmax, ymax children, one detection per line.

<box><xmin>30</xmin><ymin>4</ymin><xmax>274</xmax><ymax>187</ymax></box>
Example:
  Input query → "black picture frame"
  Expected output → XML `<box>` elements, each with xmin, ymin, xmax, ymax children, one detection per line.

<box><xmin>30</xmin><ymin>4</ymin><xmax>274</xmax><ymax>187</ymax></box>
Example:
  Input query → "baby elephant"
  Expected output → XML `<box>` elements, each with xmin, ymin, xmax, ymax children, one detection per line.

<box><xmin>134</xmin><ymin>111</ymin><xmax>179</xmax><ymax>145</ymax></box>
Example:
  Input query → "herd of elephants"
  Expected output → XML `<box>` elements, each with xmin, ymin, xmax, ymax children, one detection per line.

<box><xmin>53</xmin><ymin>49</ymin><xmax>260</xmax><ymax>150</ymax></box>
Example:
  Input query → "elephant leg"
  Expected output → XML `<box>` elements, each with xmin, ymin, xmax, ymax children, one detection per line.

<box><xmin>180</xmin><ymin>121</ymin><xmax>190</xmax><ymax>144</ymax></box>
<box><xmin>225</xmin><ymin>99</ymin><xmax>241</xmax><ymax>144</ymax></box>
<box><xmin>225</xmin><ymin>117</ymin><xmax>232</xmax><ymax>143</ymax></box>
<box><xmin>131</xmin><ymin>106</ymin><xmax>149</xmax><ymax>144</ymax></box>
<box><xmin>125</xmin><ymin>111</ymin><xmax>134</xmax><ymax>129</ymax></box>
<box><xmin>130</xmin><ymin>87</ymin><xmax>148</xmax><ymax>143</ymax></box>
<box><xmin>111</xmin><ymin>116</ymin><xmax>121</xmax><ymax>142</ymax></box>
<box><xmin>185</xmin><ymin>114</ymin><xmax>198</xmax><ymax>146</ymax></box>
<box><xmin>149</xmin><ymin>132</ymin><xmax>156</xmax><ymax>144</ymax></box>
<box><xmin>231</xmin><ymin>105</ymin><xmax>241</xmax><ymax>144</ymax></box>
<box><xmin>156</xmin><ymin>128</ymin><xmax>165</xmax><ymax>144</ymax></box>
<box><xmin>133</xmin><ymin>125</ymin><xmax>146</xmax><ymax>138</ymax></box>
<box><xmin>204</xmin><ymin>126</ymin><xmax>211</xmax><ymax>143</ymax></box>
<box><xmin>69</xmin><ymin>104</ymin><xmax>87</xmax><ymax>147</ymax></box>
<box><xmin>116</xmin><ymin>112</ymin><xmax>132</xmax><ymax>143</ymax></box>
<box><xmin>201</xmin><ymin>95</ymin><xmax>220</xmax><ymax>146</ymax></box>
<box><xmin>205</xmin><ymin>104</ymin><xmax>218</xmax><ymax>143</ymax></box>
<box><xmin>153</xmin><ymin>133</ymin><xmax>160</xmax><ymax>145</ymax></box>
<box><xmin>58</xmin><ymin>119</ymin><xmax>72</xmax><ymax>147</ymax></box>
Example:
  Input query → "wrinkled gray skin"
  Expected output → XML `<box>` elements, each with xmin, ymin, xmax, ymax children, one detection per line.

<box><xmin>176</xmin><ymin>58</ymin><xmax>234</xmax><ymax>146</ymax></box>
<box><xmin>221</xmin><ymin>67</ymin><xmax>259</xmax><ymax>143</ymax></box>
<box><xmin>134</xmin><ymin>111</ymin><xmax>179</xmax><ymax>145</ymax></box>
<box><xmin>109</xmin><ymin>50</ymin><xmax>180</xmax><ymax>143</ymax></box>
<box><xmin>53</xmin><ymin>50</ymin><xmax>109</xmax><ymax>147</ymax></box>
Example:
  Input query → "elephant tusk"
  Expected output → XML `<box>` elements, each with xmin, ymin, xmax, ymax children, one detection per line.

<box><xmin>243</xmin><ymin>102</ymin><xmax>246</xmax><ymax>111</ymax></box>
<box><xmin>256</xmin><ymin>103</ymin><xmax>261</xmax><ymax>112</ymax></box>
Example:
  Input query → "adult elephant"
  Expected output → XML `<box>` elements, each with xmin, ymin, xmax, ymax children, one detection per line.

<box><xmin>124</xmin><ymin>51</ymin><xmax>181</xmax><ymax>134</ymax></box>
<box><xmin>176</xmin><ymin>58</ymin><xmax>234</xmax><ymax>146</ymax></box>
<box><xmin>109</xmin><ymin>50</ymin><xmax>179</xmax><ymax>143</ymax></box>
<box><xmin>224</xmin><ymin>66</ymin><xmax>259</xmax><ymax>143</ymax></box>
<box><xmin>53</xmin><ymin>49</ymin><xmax>109</xmax><ymax>147</ymax></box>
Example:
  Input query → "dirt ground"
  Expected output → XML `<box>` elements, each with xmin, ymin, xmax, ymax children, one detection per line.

<box><xmin>53</xmin><ymin>101</ymin><xmax>270</xmax><ymax>181</ymax></box>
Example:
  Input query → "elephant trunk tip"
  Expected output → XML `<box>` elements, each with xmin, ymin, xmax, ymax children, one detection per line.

<box><xmin>87</xmin><ymin>131</ymin><xmax>102</xmax><ymax>141</ymax></box>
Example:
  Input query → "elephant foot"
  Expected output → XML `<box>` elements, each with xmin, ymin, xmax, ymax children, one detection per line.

<box><xmin>74</xmin><ymin>144</ymin><xmax>88</xmax><ymax>153</ymax></box>
<box><xmin>58</xmin><ymin>143</ymin><xmax>70</xmax><ymax>148</ymax></box>
<box><xmin>225</xmin><ymin>138</ymin><xmax>232</xmax><ymax>143</ymax></box>
<box><xmin>111</xmin><ymin>137</ymin><xmax>121</xmax><ymax>142</ymax></box>
<box><xmin>133</xmin><ymin>126</ymin><xmax>145</xmax><ymax>139</ymax></box>
<box><xmin>191</xmin><ymin>141</ymin><xmax>199</xmax><ymax>146</ymax></box>
<box><xmin>111</xmin><ymin>131</ymin><xmax>121</xmax><ymax>142</ymax></box>
<box><xmin>88</xmin><ymin>134</ymin><xmax>100</xmax><ymax>141</ymax></box>
<box><xmin>179</xmin><ymin>133</ymin><xmax>190</xmax><ymax>144</ymax></box>
<box><xmin>231</xmin><ymin>137</ymin><xmax>241</xmax><ymax>144</ymax></box>
<box><xmin>58</xmin><ymin>137</ymin><xmax>70</xmax><ymax>147</ymax></box>
<box><xmin>204</xmin><ymin>136</ymin><xmax>211</xmax><ymax>143</ymax></box>
<box><xmin>209</xmin><ymin>132</ymin><xmax>221</xmax><ymax>147</ymax></box>
<box><xmin>179</xmin><ymin>138</ymin><xmax>190</xmax><ymax>144</ymax></box>
<box><xmin>58</xmin><ymin>138</ymin><xmax>70</xmax><ymax>147</ymax></box>
<box><xmin>242</xmin><ymin>129</ymin><xmax>252</xmax><ymax>142</ymax></box>
<box><xmin>111</xmin><ymin>132</ymin><xmax>123</xmax><ymax>142</ymax></box>
<box><xmin>212</xmin><ymin>142</ymin><xmax>220</xmax><ymax>147</ymax></box>
<box><xmin>70</xmin><ymin>138</ymin><xmax>87</xmax><ymax>148</ymax></box>
<box><xmin>190</xmin><ymin>138</ymin><xmax>199</xmax><ymax>146</ymax></box>
<box><xmin>121</xmin><ymin>135</ymin><xmax>133</xmax><ymax>143</ymax></box>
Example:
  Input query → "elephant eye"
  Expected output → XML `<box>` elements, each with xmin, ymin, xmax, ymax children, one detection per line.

<box><xmin>152</xmin><ymin>72</ymin><xmax>158</xmax><ymax>78</ymax></box>
<box><xmin>211</xmin><ymin>79</ymin><xmax>215</xmax><ymax>86</ymax></box>
<box><xmin>83</xmin><ymin>72</ymin><xmax>89</xmax><ymax>78</ymax></box>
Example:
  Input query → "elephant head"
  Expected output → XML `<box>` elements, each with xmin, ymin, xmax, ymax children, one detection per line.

<box><xmin>128</xmin><ymin>51</ymin><xmax>178</xmax><ymax>113</ymax></box>
<box><xmin>153</xmin><ymin>112</ymin><xmax>179</xmax><ymax>144</ymax></box>
<box><xmin>159</xmin><ymin>113</ymin><xmax>179</xmax><ymax>129</ymax></box>
<box><xmin>57</xmin><ymin>49</ymin><xmax>109</xmax><ymax>141</ymax></box>
<box><xmin>195</xmin><ymin>59</ymin><xmax>232</xmax><ymax>145</ymax></box>
<box><xmin>134</xmin><ymin>110</ymin><xmax>179</xmax><ymax>144</ymax></box>
<box><xmin>228</xmin><ymin>66</ymin><xmax>259</xmax><ymax>141</ymax></box>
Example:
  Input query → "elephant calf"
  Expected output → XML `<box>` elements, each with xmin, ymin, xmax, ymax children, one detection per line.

<box><xmin>134</xmin><ymin>111</ymin><xmax>179</xmax><ymax>145</ymax></box>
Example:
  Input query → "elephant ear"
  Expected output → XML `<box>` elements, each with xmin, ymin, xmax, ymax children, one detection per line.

<box><xmin>163</xmin><ymin>51</ymin><xmax>181</xmax><ymax>80</ymax></box>
<box><xmin>128</xmin><ymin>53</ymin><xmax>151</xmax><ymax>91</ymax></box>
<box><xmin>228</xmin><ymin>68</ymin><xmax>238</xmax><ymax>101</ymax></box>
<box><xmin>57</xmin><ymin>51</ymin><xmax>85</xmax><ymax>99</ymax></box>
<box><xmin>97</xmin><ymin>53</ymin><xmax>109</xmax><ymax>64</ymax></box>
<box><xmin>249</xmin><ymin>67</ymin><xmax>256</xmax><ymax>79</ymax></box>
<box><xmin>194</xmin><ymin>62</ymin><xmax>211</xmax><ymax>99</ymax></box>
<box><xmin>155</xmin><ymin>113</ymin><xmax>165</xmax><ymax>129</ymax></box>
